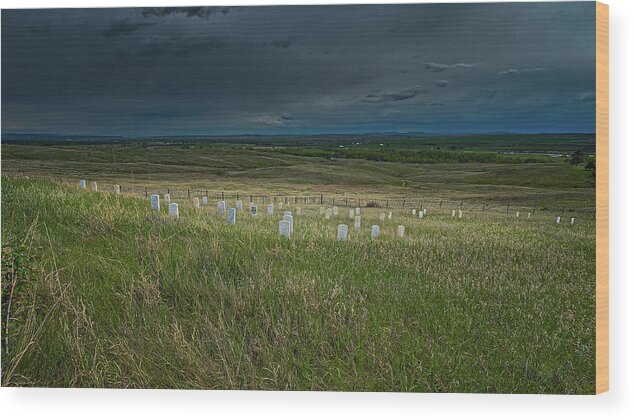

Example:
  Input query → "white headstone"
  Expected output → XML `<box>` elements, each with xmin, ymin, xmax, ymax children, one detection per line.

<box><xmin>296</xmin><ymin>207</ymin><xmax>302</xmax><ymax>215</ymax></box>
<box><xmin>371</xmin><ymin>225</ymin><xmax>380</xmax><ymax>240</ymax></box>
<box><xmin>283</xmin><ymin>211</ymin><xmax>292</xmax><ymax>218</ymax></box>
<box><xmin>354</xmin><ymin>215</ymin><xmax>361</xmax><ymax>230</ymax></box>
<box><xmin>349</xmin><ymin>209</ymin><xmax>355</xmax><ymax>219</ymax></box>
<box><xmin>337</xmin><ymin>224</ymin><xmax>348</xmax><ymax>241</ymax></box>
<box><xmin>236</xmin><ymin>200</ymin><xmax>243</xmax><ymax>211</ymax></box>
<box><xmin>388</xmin><ymin>212</ymin><xmax>392</xmax><ymax>220</ymax></box>
<box><xmin>423</xmin><ymin>208</ymin><xmax>427</xmax><ymax>215</ymax></box>
<box><xmin>114</xmin><ymin>184</ymin><xmax>121</xmax><ymax>194</ymax></box>
<box><xmin>283</xmin><ymin>214</ymin><xmax>293</xmax><ymax>234</ymax></box>
<box><xmin>355</xmin><ymin>207</ymin><xmax>361</xmax><ymax>216</ymax></box>
<box><xmin>218</xmin><ymin>200</ymin><xmax>226</xmax><ymax>214</ymax></box>
<box><xmin>150</xmin><ymin>194</ymin><xmax>160</xmax><ymax>211</ymax></box>
<box><xmin>277</xmin><ymin>202</ymin><xmax>283</xmax><ymax>210</ymax></box>
<box><xmin>458</xmin><ymin>210</ymin><xmax>463</xmax><ymax>219</ymax></box>
<box><xmin>193</xmin><ymin>197</ymin><xmax>200</xmax><ymax>208</ymax></box>
<box><xmin>570</xmin><ymin>217</ymin><xmax>575</xmax><ymax>225</ymax></box>
<box><xmin>279</xmin><ymin>220</ymin><xmax>291</xmax><ymax>238</ymax></box>
<box><xmin>79</xmin><ymin>179</ymin><xmax>87</xmax><ymax>189</ymax></box>
<box><xmin>325</xmin><ymin>208</ymin><xmax>332</xmax><ymax>219</ymax></box>
<box><xmin>332</xmin><ymin>207</ymin><xmax>339</xmax><ymax>216</ymax></box>
<box><xmin>379</xmin><ymin>212</ymin><xmax>386</xmax><ymax>221</ymax></box>
<box><xmin>164</xmin><ymin>193</ymin><xmax>170</xmax><ymax>204</ymax></box>
<box><xmin>528</xmin><ymin>212</ymin><xmax>531</xmax><ymax>218</ymax></box>
<box><xmin>168</xmin><ymin>203</ymin><xmax>179</xmax><ymax>219</ymax></box>
<box><xmin>251</xmin><ymin>205</ymin><xmax>258</xmax><ymax>217</ymax></box>
<box><xmin>397</xmin><ymin>225</ymin><xmax>405</xmax><ymax>238</ymax></box>
<box><xmin>90</xmin><ymin>181</ymin><xmax>98</xmax><ymax>191</ymax></box>
<box><xmin>267</xmin><ymin>204</ymin><xmax>274</xmax><ymax>215</ymax></box>
<box><xmin>418</xmin><ymin>211</ymin><xmax>424</xmax><ymax>219</ymax></box>
<box><xmin>412</xmin><ymin>209</ymin><xmax>416</xmax><ymax>216</ymax></box>
<box><xmin>452</xmin><ymin>210</ymin><xmax>456</xmax><ymax>218</ymax></box>
<box><xmin>516</xmin><ymin>211</ymin><xmax>520</xmax><ymax>218</ymax></box>
<box><xmin>202</xmin><ymin>196</ymin><xmax>208</xmax><ymax>205</ymax></box>
<box><xmin>227</xmin><ymin>208</ymin><xmax>236</xmax><ymax>224</ymax></box>
<box><xmin>556</xmin><ymin>216</ymin><xmax>561</xmax><ymax>224</ymax></box>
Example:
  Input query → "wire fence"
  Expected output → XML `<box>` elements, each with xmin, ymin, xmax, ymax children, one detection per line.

<box><xmin>119</xmin><ymin>185</ymin><xmax>596</xmax><ymax>219</ymax></box>
<box><xmin>15</xmin><ymin>175</ymin><xmax>595</xmax><ymax>219</ymax></box>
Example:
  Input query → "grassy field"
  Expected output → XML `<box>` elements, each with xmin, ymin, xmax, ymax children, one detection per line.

<box><xmin>1</xmin><ymin>176</ymin><xmax>595</xmax><ymax>392</ymax></box>
<box><xmin>1</xmin><ymin>141</ymin><xmax>595</xmax><ymax>209</ymax></box>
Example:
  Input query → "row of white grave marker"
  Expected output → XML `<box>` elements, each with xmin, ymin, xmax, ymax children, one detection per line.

<box><xmin>333</xmin><ymin>224</ymin><xmax>405</xmax><ymax>240</ymax></box>
<box><xmin>80</xmin><ymin>179</ymin><xmax>123</xmax><ymax>194</ymax></box>
<box><xmin>87</xmin><ymin>180</ymin><xmax>578</xmax><ymax>226</ymax></box>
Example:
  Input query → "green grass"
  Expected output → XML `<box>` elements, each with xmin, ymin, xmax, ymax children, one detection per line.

<box><xmin>1</xmin><ymin>142</ymin><xmax>596</xmax><ymax>209</ymax></box>
<box><xmin>1</xmin><ymin>176</ymin><xmax>596</xmax><ymax>392</ymax></box>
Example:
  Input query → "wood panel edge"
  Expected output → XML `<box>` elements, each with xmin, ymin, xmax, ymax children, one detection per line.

<box><xmin>595</xmin><ymin>0</ymin><xmax>609</xmax><ymax>395</ymax></box>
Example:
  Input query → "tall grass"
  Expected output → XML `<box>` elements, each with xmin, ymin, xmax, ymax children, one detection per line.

<box><xmin>1</xmin><ymin>176</ymin><xmax>595</xmax><ymax>392</ymax></box>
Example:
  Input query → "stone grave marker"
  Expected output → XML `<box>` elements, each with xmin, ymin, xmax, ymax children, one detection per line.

<box><xmin>388</xmin><ymin>212</ymin><xmax>392</xmax><ymax>220</ymax></box>
<box><xmin>279</xmin><ymin>220</ymin><xmax>291</xmax><ymax>238</ymax></box>
<box><xmin>236</xmin><ymin>200</ymin><xmax>243</xmax><ymax>211</ymax></box>
<box><xmin>164</xmin><ymin>193</ymin><xmax>170</xmax><ymax>204</ymax></box>
<box><xmin>251</xmin><ymin>205</ymin><xmax>258</xmax><ymax>217</ymax></box>
<box><xmin>79</xmin><ymin>179</ymin><xmax>87</xmax><ymax>189</ymax></box>
<box><xmin>114</xmin><ymin>185</ymin><xmax>121</xmax><ymax>194</ymax></box>
<box><xmin>267</xmin><ymin>204</ymin><xmax>274</xmax><ymax>215</ymax></box>
<box><xmin>412</xmin><ymin>209</ymin><xmax>416</xmax><ymax>216</ymax></box>
<box><xmin>556</xmin><ymin>216</ymin><xmax>561</xmax><ymax>224</ymax></box>
<box><xmin>349</xmin><ymin>209</ymin><xmax>355</xmax><ymax>219</ymax></box>
<box><xmin>168</xmin><ymin>203</ymin><xmax>179</xmax><ymax>219</ymax></box>
<box><xmin>325</xmin><ymin>208</ymin><xmax>332</xmax><ymax>219</ymax></box>
<box><xmin>397</xmin><ymin>225</ymin><xmax>405</xmax><ymax>238</ymax></box>
<box><xmin>355</xmin><ymin>207</ymin><xmax>361</xmax><ymax>216</ymax></box>
<box><xmin>333</xmin><ymin>207</ymin><xmax>339</xmax><ymax>216</ymax></box>
<box><xmin>571</xmin><ymin>217</ymin><xmax>575</xmax><ymax>225</ymax></box>
<box><xmin>354</xmin><ymin>216</ymin><xmax>361</xmax><ymax>230</ymax></box>
<box><xmin>227</xmin><ymin>208</ymin><xmax>236</xmax><ymax>224</ymax></box>
<box><xmin>418</xmin><ymin>211</ymin><xmax>424</xmax><ymax>219</ymax></box>
<box><xmin>379</xmin><ymin>213</ymin><xmax>386</xmax><ymax>221</ymax></box>
<box><xmin>283</xmin><ymin>214</ymin><xmax>293</xmax><ymax>233</ymax></box>
<box><xmin>371</xmin><ymin>225</ymin><xmax>380</xmax><ymax>240</ymax></box>
<box><xmin>193</xmin><ymin>197</ymin><xmax>200</xmax><ymax>208</ymax></box>
<box><xmin>452</xmin><ymin>210</ymin><xmax>456</xmax><ymax>218</ymax></box>
<box><xmin>150</xmin><ymin>194</ymin><xmax>160</xmax><ymax>211</ymax></box>
<box><xmin>218</xmin><ymin>200</ymin><xmax>226</xmax><ymax>214</ymax></box>
<box><xmin>90</xmin><ymin>182</ymin><xmax>98</xmax><ymax>191</ymax></box>
<box><xmin>296</xmin><ymin>207</ymin><xmax>302</xmax><ymax>215</ymax></box>
<box><xmin>337</xmin><ymin>224</ymin><xmax>348</xmax><ymax>241</ymax></box>
<box><xmin>202</xmin><ymin>196</ymin><xmax>208</xmax><ymax>205</ymax></box>
<box><xmin>458</xmin><ymin>210</ymin><xmax>463</xmax><ymax>218</ymax></box>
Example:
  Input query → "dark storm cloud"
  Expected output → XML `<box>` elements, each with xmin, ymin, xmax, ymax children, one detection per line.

<box><xmin>363</xmin><ymin>86</ymin><xmax>429</xmax><ymax>103</ymax></box>
<box><xmin>497</xmin><ymin>67</ymin><xmax>547</xmax><ymax>75</ymax></box>
<box><xmin>102</xmin><ymin>19</ymin><xmax>155</xmax><ymax>37</ymax></box>
<box><xmin>1</xmin><ymin>3</ymin><xmax>597</xmax><ymax>135</ymax></box>
<box><xmin>578</xmin><ymin>92</ymin><xmax>596</xmax><ymax>104</ymax></box>
<box><xmin>141</xmin><ymin>7</ymin><xmax>234</xmax><ymax>19</ymax></box>
<box><xmin>264</xmin><ymin>37</ymin><xmax>297</xmax><ymax>49</ymax></box>
<box><xmin>423</xmin><ymin>62</ymin><xmax>477</xmax><ymax>72</ymax></box>
<box><xmin>249</xmin><ymin>114</ymin><xmax>296</xmax><ymax>127</ymax></box>
<box><xmin>435</xmin><ymin>80</ymin><xmax>450</xmax><ymax>88</ymax></box>
<box><xmin>122</xmin><ymin>34</ymin><xmax>225</xmax><ymax>57</ymax></box>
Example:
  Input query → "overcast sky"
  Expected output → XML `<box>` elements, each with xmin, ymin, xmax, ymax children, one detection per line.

<box><xmin>1</xmin><ymin>2</ymin><xmax>596</xmax><ymax>136</ymax></box>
